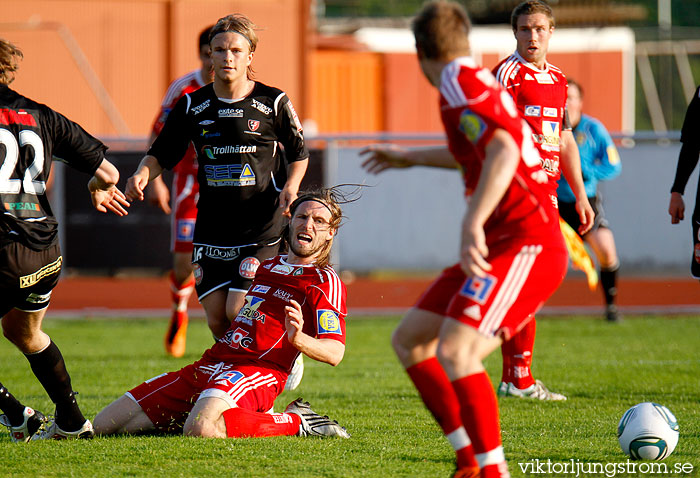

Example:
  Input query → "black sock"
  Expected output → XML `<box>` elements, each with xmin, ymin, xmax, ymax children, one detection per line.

<box><xmin>0</xmin><ymin>382</ymin><xmax>26</xmax><ymax>426</ymax></box>
<box><xmin>600</xmin><ymin>265</ymin><xmax>619</xmax><ymax>306</ymax></box>
<box><xmin>24</xmin><ymin>340</ymin><xmax>85</xmax><ymax>431</ymax></box>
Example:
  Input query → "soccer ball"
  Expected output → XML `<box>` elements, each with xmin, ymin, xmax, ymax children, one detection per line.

<box><xmin>617</xmin><ymin>402</ymin><xmax>679</xmax><ymax>460</ymax></box>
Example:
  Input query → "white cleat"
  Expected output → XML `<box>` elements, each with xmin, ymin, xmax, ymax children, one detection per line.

<box><xmin>285</xmin><ymin>355</ymin><xmax>305</xmax><ymax>391</ymax></box>
<box><xmin>31</xmin><ymin>418</ymin><xmax>95</xmax><ymax>440</ymax></box>
<box><xmin>0</xmin><ymin>407</ymin><xmax>48</xmax><ymax>442</ymax></box>
<box><xmin>497</xmin><ymin>380</ymin><xmax>567</xmax><ymax>401</ymax></box>
<box><xmin>285</xmin><ymin>398</ymin><xmax>350</xmax><ymax>438</ymax></box>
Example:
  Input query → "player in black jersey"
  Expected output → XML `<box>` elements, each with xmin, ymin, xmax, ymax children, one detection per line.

<box><xmin>669</xmin><ymin>85</ymin><xmax>700</xmax><ymax>280</ymax></box>
<box><xmin>0</xmin><ymin>39</ymin><xmax>129</xmax><ymax>441</ymax></box>
<box><xmin>126</xmin><ymin>14</ymin><xmax>309</xmax><ymax>341</ymax></box>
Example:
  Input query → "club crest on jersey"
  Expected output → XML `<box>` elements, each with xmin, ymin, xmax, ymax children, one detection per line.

<box><xmin>239</xmin><ymin>257</ymin><xmax>260</xmax><ymax>279</ymax></box>
<box><xmin>248</xmin><ymin>119</ymin><xmax>260</xmax><ymax>132</ymax></box>
<box><xmin>459</xmin><ymin>110</ymin><xmax>486</xmax><ymax>144</ymax></box>
<box><xmin>459</xmin><ymin>274</ymin><xmax>497</xmax><ymax>305</ymax></box>
<box><xmin>524</xmin><ymin>105</ymin><xmax>541</xmax><ymax>117</ymax></box>
<box><xmin>317</xmin><ymin>310</ymin><xmax>342</xmax><ymax>335</ymax></box>
<box><xmin>193</xmin><ymin>263</ymin><xmax>203</xmax><ymax>285</ymax></box>
<box><xmin>235</xmin><ymin>296</ymin><xmax>266</xmax><ymax>325</ymax></box>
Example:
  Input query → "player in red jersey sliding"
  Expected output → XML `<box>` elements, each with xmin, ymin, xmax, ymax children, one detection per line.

<box><xmin>147</xmin><ymin>26</ymin><xmax>213</xmax><ymax>358</ymax></box>
<box><xmin>94</xmin><ymin>189</ymin><xmax>349</xmax><ymax>439</ymax></box>
<box><xmin>365</xmin><ymin>2</ymin><xmax>567</xmax><ymax>476</ymax></box>
<box><xmin>492</xmin><ymin>0</ymin><xmax>593</xmax><ymax>401</ymax></box>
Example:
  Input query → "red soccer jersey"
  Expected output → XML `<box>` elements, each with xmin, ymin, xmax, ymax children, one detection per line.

<box><xmin>492</xmin><ymin>52</ymin><xmax>568</xmax><ymax>184</ymax></box>
<box><xmin>439</xmin><ymin>57</ymin><xmax>560</xmax><ymax>244</ymax></box>
<box><xmin>203</xmin><ymin>255</ymin><xmax>347</xmax><ymax>374</ymax></box>
<box><xmin>151</xmin><ymin>70</ymin><xmax>207</xmax><ymax>175</ymax></box>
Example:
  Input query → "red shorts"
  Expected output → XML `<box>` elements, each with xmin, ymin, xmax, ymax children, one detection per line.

<box><xmin>170</xmin><ymin>172</ymin><xmax>199</xmax><ymax>253</ymax></box>
<box><xmin>126</xmin><ymin>358</ymin><xmax>285</xmax><ymax>433</ymax></box>
<box><xmin>416</xmin><ymin>241</ymin><xmax>567</xmax><ymax>340</ymax></box>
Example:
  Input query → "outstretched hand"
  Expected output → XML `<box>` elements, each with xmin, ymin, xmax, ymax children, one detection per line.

<box><xmin>90</xmin><ymin>186</ymin><xmax>130</xmax><ymax>216</ymax></box>
<box><xmin>359</xmin><ymin>144</ymin><xmax>412</xmax><ymax>175</ymax></box>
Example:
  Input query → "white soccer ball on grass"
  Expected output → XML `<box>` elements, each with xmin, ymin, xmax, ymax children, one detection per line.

<box><xmin>617</xmin><ymin>402</ymin><xmax>679</xmax><ymax>460</ymax></box>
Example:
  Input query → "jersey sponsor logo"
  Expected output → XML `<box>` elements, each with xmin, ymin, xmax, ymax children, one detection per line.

<box><xmin>540</xmin><ymin>157</ymin><xmax>560</xmax><ymax>176</ymax></box>
<box><xmin>199</xmin><ymin>119</ymin><xmax>215</xmax><ymax>125</ymax></box>
<box><xmin>543</xmin><ymin>107</ymin><xmax>557</xmax><ymax>118</ymax></box>
<box><xmin>4</xmin><ymin>201</ymin><xmax>40</xmax><ymax>211</ymax></box>
<box><xmin>273</xmin><ymin>414</ymin><xmax>294</xmax><ymax>424</ymax></box>
<box><xmin>204</xmin><ymin>163</ymin><xmax>256</xmax><ymax>187</ymax></box>
<box><xmin>212</xmin><ymin>145</ymin><xmax>257</xmax><ymax>154</ymax></box>
<box><xmin>194</xmin><ymin>244</ymin><xmax>241</xmax><ymax>261</ymax></box>
<box><xmin>252</xmin><ymin>285</ymin><xmax>271</xmax><ymax>294</ymax></box>
<box><xmin>19</xmin><ymin>256</ymin><xmax>62</xmax><ymax>288</ymax></box>
<box><xmin>271</xmin><ymin>264</ymin><xmax>294</xmax><ymax>275</ymax></box>
<box><xmin>213</xmin><ymin>370</ymin><xmax>245</xmax><ymax>386</ymax></box>
<box><xmin>535</xmin><ymin>120</ymin><xmax>561</xmax><ymax>152</ymax></box>
<box><xmin>235</xmin><ymin>295</ymin><xmax>266</xmax><ymax>326</ymax></box>
<box><xmin>176</xmin><ymin>219</ymin><xmax>195</xmax><ymax>242</ymax></box>
<box><xmin>524</xmin><ymin>105</ymin><xmax>541</xmax><ymax>117</ymax></box>
<box><xmin>273</xmin><ymin>288</ymin><xmax>292</xmax><ymax>302</ymax></box>
<box><xmin>287</xmin><ymin>101</ymin><xmax>303</xmax><ymax>132</ymax></box>
<box><xmin>459</xmin><ymin>273</ymin><xmax>497</xmax><ymax>305</ymax></box>
<box><xmin>248</xmin><ymin>119</ymin><xmax>260</xmax><ymax>132</ymax></box>
<box><xmin>317</xmin><ymin>310</ymin><xmax>342</xmax><ymax>335</ymax></box>
<box><xmin>459</xmin><ymin>110</ymin><xmax>486</xmax><ymax>144</ymax></box>
<box><xmin>200</xmin><ymin>129</ymin><xmax>221</xmax><ymax>138</ymax></box>
<box><xmin>192</xmin><ymin>99</ymin><xmax>210</xmax><ymax>115</ymax></box>
<box><xmin>192</xmin><ymin>263</ymin><xmax>203</xmax><ymax>284</ymax></box>
<box><xmin>534</xmin><ymin>73</ymin><xmax>554</xmax><ymax>84</ymax></box>
<box><xmin>222</xmin><ymin>327</ymin><xmax>253</xmax><ymax>349</ymax></box>
<box><xmin>239</xmin><ymin>256</ymin><xmax>260</xmax><ymax>279</ymax></box>
<box><xmin>251</xmin><ymin>99</ymin><xmax>272</xmax><ymax>115</ymax></box>
<box><xmin>25</xmin><ymin>291</ymin><xmax>52</xmax><ymax>304</ymax></box>
<box><xmin>218</xmin><ymin>108</ymin><xmax>244</xmax><ymax>118</ymax></box>
<box><xmin>0</xmin><ymin>109</ymin><xmax>37</xmax><ymax>127</ymax></box>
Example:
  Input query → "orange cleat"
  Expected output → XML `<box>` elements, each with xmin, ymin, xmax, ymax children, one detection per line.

<box><xmin>453</xmin><ymin>466</ymin><xmax>480</xmax><ymax>478</ymax></box>
<box><xmin>164</xmin><ymin>310</ymin><xmax>188</xmax><ymax>357</ymax></box>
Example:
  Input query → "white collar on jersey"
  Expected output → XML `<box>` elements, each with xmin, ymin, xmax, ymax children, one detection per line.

<box><xmin>512</xmin><ymin>50</ymin><xmax>550</xmax><ymax>74</ymax></box>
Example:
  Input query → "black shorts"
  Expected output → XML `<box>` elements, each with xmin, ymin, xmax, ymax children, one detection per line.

<box><xmin>558</xmin><ymin>195</ymin><xmax>610</xmax><ymax>238</ymax></box>
<box><xmin>0</xmin><ymin>241</ymin><xmax>62</xmax><ymax>316</ymax></box>
<box><xmin>191</xmin><ymin>239</ymin><xmax>282</xmax><ymax>300</ymax></box>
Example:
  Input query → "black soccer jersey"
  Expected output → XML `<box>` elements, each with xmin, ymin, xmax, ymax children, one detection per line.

<box><xmin>0</xmin><ymin>85</ymin><xmax>105</xmax><ymax>250</ymax></box>
<box><xmin>148</xmin><ymin>82</ymin><xmax>309</xmax><ymax>247</ymax></box>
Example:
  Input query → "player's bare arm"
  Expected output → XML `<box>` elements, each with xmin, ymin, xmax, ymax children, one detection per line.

<box><xmin>126</xmin><ymin>155</ymin><xmax>165</xmax><ymax>202</ymax></box>
<box><xmin>88</xmin><ymin>159</ymin><xmax>130</xmax><ymax>216</ymax></box>
<box><xmin>668</xmin><ymin>192</ymin><xmax>685</xmax><ymax>224</ymax></box>
<box><xmin>279</xmin><ymin>159</ymin><xmax>309</xmax><ymax>216</ymax></box>
<box><xmin>460</xmin><ymin>129</ymin><xmax>520</xmax><ymax>278</ymax></box>
<box><xmin>559</xmin><ymin>130</ymin><xmax>594</xmax><ymax>234</ymax></box>
<box><xmin>284</xmin><ymin>299</ymin><xmax>345</xmax><ymax>366</ymax></box>
<box><xmin>146</xmin><ymin>175</ymin><xmax>171</xmax><ymax>214</ymax></box>
<box><xmin>360</xmin><ymin>144</ymin><xmax>457</xmax><ymax>174</ymax></box>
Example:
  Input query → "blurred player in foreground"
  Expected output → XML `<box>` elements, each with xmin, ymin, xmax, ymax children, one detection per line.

<box><xmin>147</xmin><ymin>26</ymin><xmax>214</xmax><ymax>358</ymax></box>
<box><xmin>365</xmin><ymin>3</ymin><xmax>567</xmax><ymax>476</ymax></box>
<box><xmin>669</xmin><ymin>85</ymin><xmax>700</xmax><ymax>281</ymax></box>
<box><xmin>125</xmin><ymin>15</ymin><xmax>308</xmax><ymax>345</ymax></box>
<box><xmin>557</xmin><ymin>79</ymin><xmax>622</xmax><ymax>321</ymax></box>
<box><xmin>492</xmin><ymin>0</ymin><xmax>594</xmax><ymax>401</ymax></box>
<box><xmin>94</xmin><ymin>189</ymin><xmax>349</xmax><ymax>439</ymax></box>
<box><xmin>0</xmin><ymin>39</ymin><xmax>129</xmax><ymax>441</ymax></box>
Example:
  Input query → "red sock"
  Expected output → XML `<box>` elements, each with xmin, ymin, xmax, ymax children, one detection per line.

<box><xmin>406</xmin><ymin>358</ymin><xmax>477</xmax><ymax>468</ymax></box>
<box><xmin>222</xmin><ymin>408</ymin><xmax>301</xmax><ymax>438</ymax></box>
<box><xmin>501</xmin><ymin>319</ymin><xmax>536</xmax><ymax>389</ymax></box>
<box><xmin>170</xmin><ymin>271</ymin><xmax>195</xmax><ymax>313</ymax></box>
<box><xmin>452</xmin><ymin>372</ymin><xmax>509</xmax><ymax>478</ymax></box>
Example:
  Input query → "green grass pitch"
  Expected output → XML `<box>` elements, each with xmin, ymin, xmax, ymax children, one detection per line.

<box><xmin>1</xmin><ymin>315</ymin><xmax>698</xmax><ymax>477</ymax></box>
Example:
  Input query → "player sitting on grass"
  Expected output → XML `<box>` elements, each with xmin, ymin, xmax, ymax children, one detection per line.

<box><xmin>94</xmin><ymin>188</ymin><xmax>350</xmax><ymax>439</ymax></box>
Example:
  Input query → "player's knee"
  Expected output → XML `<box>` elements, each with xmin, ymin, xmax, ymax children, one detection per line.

<box><xmin>183</xmin><ymin>415</ymin><xmax>220</xmax><ymax>438</ymax></box>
